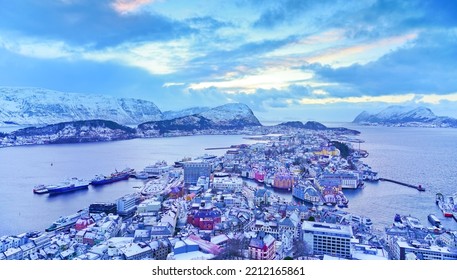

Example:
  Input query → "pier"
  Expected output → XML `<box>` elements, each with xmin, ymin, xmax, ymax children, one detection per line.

<box><xmin>205</xmin><ymin>147</ymin><xmax>231</xmax><ymax>150</ymax></box>
<box><xmin>379</xmin><ymin>178</ymin><xmax>425</xmax><ymax>192</ymax></box>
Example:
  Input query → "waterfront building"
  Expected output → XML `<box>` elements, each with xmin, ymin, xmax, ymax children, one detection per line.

<box><xmin>392</xmin><ymin>238</ymin><xmax>457</xmax><ymax>260</ymax></box>
<box><xmin>248</xmin><ymin>232</ymin><xmax>276</xmax><ymax>260</ymax></box>
<box><xmin>116</xmin><ymin>194</ymin><xmax>137</xmax><ymax>216</ymax></box>
<box><xmin>272</xmin><ymin>171</ymin><xmax>295</xmax><ymax>191</ymax></box>
<box><xmin>302</xmin><ymin>221</ymin><xmax>353</xmax><ymax>259</ymax></box>
<box><xmin>183</xmin><ymin>161</ymin><xmax>211</xmax><ymax>185</ymax></box>
<box><xmin>292</xmin><ymin>180</ymin><xmax>322</xmax><ymax>204</ymax></box>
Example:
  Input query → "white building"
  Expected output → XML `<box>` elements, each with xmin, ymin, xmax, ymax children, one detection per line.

<box><xmin>117</xmin><ymin>194</ymin><xmax>137</xmax><ymax>216</ymax></box>
<box><xmin>212</xmin><ymin>176</ymin><xmax>243</xmax><ymax>192</ymax></box>
<box><xmin>392</xmin><ymin>238</ymin><xmax>457</xmax><ymax>260</ymax></box>
<box><xmin>302</xmin><ymin>221</ymin><xmax>353</xmax><ymax>259</ymax></box>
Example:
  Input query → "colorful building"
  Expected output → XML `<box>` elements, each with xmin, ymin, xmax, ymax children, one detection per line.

<box><xmin>248</xmin><ymin>232</ymin><xmax>276</xmax><ymax>260</ymax></box>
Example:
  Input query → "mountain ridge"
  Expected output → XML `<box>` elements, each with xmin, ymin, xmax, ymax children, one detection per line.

<box><xmin>353</xmin><ymin>106</ymin><xmax>457</xmax><ymax>128</ymax></box>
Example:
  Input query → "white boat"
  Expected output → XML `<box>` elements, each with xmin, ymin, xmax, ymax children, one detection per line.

<box><xmin>33</xmin><ymin>184</ymin><xmax>48</xmax><ymax>194</ymax></box>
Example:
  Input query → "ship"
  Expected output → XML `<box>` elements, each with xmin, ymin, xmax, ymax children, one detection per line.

<box><xmin>45</xmin><ymin>211</ymin><xmax>83</xmax><ymax>232</ymax></box>
<box><xmin>33</xmin><ymin>184</ymin><xmax>49</xmax><ymax>194</ymax></box>
<box><xmin>46</xmin><ymin>178</ymin><xmax>90</xmax><ymax>194</ymax></box>
<box><xmin>436</xmin><ymin>192</ymin><xmax>454</xmax><ymax>218</ymax></box>
<box><xmin>91</xmin><ymin>169</ymin><xmax>130</xmax><ymax>186</ymax></box>
<box><xmin>427</xmin><ymin>214</ymin><xmax>441</xmax><ymax>227</ymax></box>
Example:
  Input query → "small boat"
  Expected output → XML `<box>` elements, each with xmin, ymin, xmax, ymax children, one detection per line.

<box><xmin>33</xmin><ymin>184</ymin><xmax>49</xmax><ymax>194</ymax></box>
<box><xmin>427</xmin><ymin>214</ymin><xmax>441</xmax><ymax>227</ymax></box>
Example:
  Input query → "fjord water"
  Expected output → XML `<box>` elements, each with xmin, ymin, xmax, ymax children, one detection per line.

<box><xmin>340</xmin><ymin>124</ymin><xmax>457</xmax><ymax>231</ymax></box>
<box><xmin>0</xmin><ymin>135</ymin><xmax>259</xmax><ymax>236</ymax></box>
<box><xmin>1</xmin><ymin>126</ymin><xmax>457</xmax><ymax>236</ymax></box>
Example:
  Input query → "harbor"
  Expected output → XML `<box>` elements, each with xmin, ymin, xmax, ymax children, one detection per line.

<box><xmin>1</xmin><ymin>126</ymin><xmax>457</xmax><ymax>260</ymax></box>
<box><xmin>379</xmin><ymin>178</ymin><xmax>425</xmax><ymax>191</ymax></box>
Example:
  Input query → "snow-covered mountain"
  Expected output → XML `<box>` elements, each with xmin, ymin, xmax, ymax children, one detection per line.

<box><xmin>0</xmin><ymin>87</ymin><xmax>163</xmax><ymax>126</ymax></box>
<box><xmin>276</xmin><ymin>121</ymin><xmax>360</xmax><ymax>134</ymax></box>
<box><xmin>353</xmin><ymin>106</ymin><xmax>457</xmax><ymax>127</ymax></box>
<box><xmin>162</xmin><ymin>107</ymin><xmax>211</xmax><ymax>120</ymax></box>
<box><xmin>199</xmin><ymin>103</ymin><xmax>262</xmax><ymax>127</ymax></box>
<box><xmin>138</xmin><ymin>103</ymin><xmax>262</xmax><ymax>135</ymax></box>
<box><xmin>7</xmin><ymin>119</ymin><xmax>136</xmax><ymax>145</ymax></box>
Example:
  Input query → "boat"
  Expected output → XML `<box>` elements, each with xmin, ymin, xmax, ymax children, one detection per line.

<box><xmin>45</xmin><ymin>211</ymin><xmax>83</xmax><ymax>232</ymax></box>
<box><xmin>33</xmin><ymin>184</ymin><xmax>49</xmax><ymax>194</ymax></box>
<box><xmin>47</xmin><ymin>178</ymin><xmax>90</xmax><ymax>194</ymax></box>
<box><xmin>403</xmin><ymin>215</ymin><xmax>426</xmax><ymax>230</ymax></box>
<box><xmin>427</xmin><ymin>214</ymin><xmax>441</xmax><ymax>227</ymax></box>
<box><xmin>133</xmin><ymin>171</ymin><xmax>149</xmax><ymax>179</ymax></box>
<box><xmin>91</xmin><ymin>169</ymin><xmax>130</xmax><ymax>186</ymax></box>
<box><xmin>436</xmin><ymin>192</ymin><xmax>454</xmax><ymax>218</ymax></box>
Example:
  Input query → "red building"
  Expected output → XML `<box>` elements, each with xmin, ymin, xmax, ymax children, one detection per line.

<box><xmin>187</xmin><ymin>202</ymin><xmax>222</xmax><ymax>230</ymax></box>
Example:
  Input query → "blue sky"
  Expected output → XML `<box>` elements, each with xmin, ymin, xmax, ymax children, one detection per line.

<box><xmin>1</xmin><ymin>0</ymin><xmax>456</xmax><ymax>122</ymax></box>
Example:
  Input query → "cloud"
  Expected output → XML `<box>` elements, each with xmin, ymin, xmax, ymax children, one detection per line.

<box><xmin>187</xmin><ymin>68</ymin><xmax>313</xmax><ymax>93</ymax></box>
<box><xmin>112</xmin><ymin>0</ymin><xmax>155</xmax><ymax>15</ymax></box>
<box><xmin>311</xmin><ymin>30</ymin><xmax>457</xmax><ymax>96</ymax></box>
<box><xmin>0</xmin><ymin>1</ymin><xmax>193</xmax><ymax>48</ymax></box>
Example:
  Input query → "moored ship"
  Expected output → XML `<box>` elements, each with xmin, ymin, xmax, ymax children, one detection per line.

<box><xmin>47</xmin><ymin>178</ymin><xmax>90</xmax><ymax>194</ymax></box>
<box><xmin>91</xmin><ymin>169</ymin><xmax>130</xmax><ymax>186</ymax></box>
<box><xmin>45</xmin><ymin>211</ymin><xmax>84</xmax><ymax>232</ymax></box>
<box><xmin>33</xmin><ymin>184</ymin><xmax>49</xmax><ymax>194</ymax></box>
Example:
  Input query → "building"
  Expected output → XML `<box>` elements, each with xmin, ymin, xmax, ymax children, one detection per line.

<box><xmin>212</xmin><ymin>176</ymin><xmax>243</xmax><ymax>192</ymax></box>
<box><xmin>183</xmin><ymin>161</ymin><xmax>211</xmax><ymax>185</ymax></box>
<box><xmin>137</xmin><ymin>199</ymin><xmax>161</xmax><ymax>214</ymax></box>
<box><xmin>149</xmin><ymin>239</ymin><xmax>172</xmax><ymax>260</ymax></box>
<box><xmin>117</xmin><ymin>194</ymin><xmax>137</xmax><ymax>216</ymax></box>
<box><xmin>187</xmin><ymin>201</ymin><xmax>222</xmax><ymax>230</ymax></box>
<box><xmin>302</xmin><ymin>221</ymin><xmax>353</xmax><ymax>259</ymax></box>
<box><xmin>392</xmin><ymin>238</ymin><xmax>457</xmax><ymax>260</ymax></box>
<box><xmin>248</xmin><ymin>232</ymin><xmax>276</xmax><ymax>260</ymax></box>
<box><xmin>120</xmin><ymin>242</ymin><xmax>153</xmax><ymax>260</ymax></box>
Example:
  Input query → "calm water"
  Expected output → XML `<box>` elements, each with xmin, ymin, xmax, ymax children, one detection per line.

<box><xmin>1</xmin><ymin>126</ymin><xmax>457</xmax><ymax>236</ymax></box>
<box><xmin>0</xmin><ymin>135</ymin><xmax>260</xmax><ymax>236</ymax></box>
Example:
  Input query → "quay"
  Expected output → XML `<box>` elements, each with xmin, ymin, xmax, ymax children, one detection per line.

<box><xmin>205</xmin><ymin>147</ymin><xmax>231</xmax><ymax>150</ymax></box>
<box><xmin>379</xmin><ymin>178</ymin><xmax>425</xmax><ymax>192</ymax></box>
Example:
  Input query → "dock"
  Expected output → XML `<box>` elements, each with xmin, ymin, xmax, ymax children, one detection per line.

<box><xmin>379</xmin><ymin>178</ymin><xmax>425</xmax><ymax>191</ymax></box>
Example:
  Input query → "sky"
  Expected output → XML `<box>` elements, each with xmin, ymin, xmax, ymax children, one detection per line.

<box><xmin>0</xmin><ymin>0</ymin><xmax>456</xmax><ymax>122</ymax></box>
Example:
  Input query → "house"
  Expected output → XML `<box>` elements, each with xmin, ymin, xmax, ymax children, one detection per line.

<box><xmin>248</xmin><ymin>232</ymin><xmax>276</xmax><ymax>260</ymax></box>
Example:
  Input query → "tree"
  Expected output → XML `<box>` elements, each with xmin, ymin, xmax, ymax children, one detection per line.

<box><xmin>292</xmin><ymin>238</ymin><xmax>311</xmax><ymax>259</ymax></box>
<box><xmin>213</xmin><ymin>237</ymin><xmax>247</xmax><ymax>260</ymax></box>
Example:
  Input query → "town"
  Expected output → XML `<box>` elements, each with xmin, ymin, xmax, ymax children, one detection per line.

<box><xmin>2</xmin><ymin>127</ymin><xmax>457</xmax><ymax>261</ymax></box>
